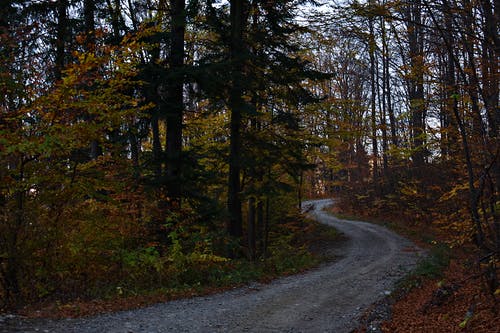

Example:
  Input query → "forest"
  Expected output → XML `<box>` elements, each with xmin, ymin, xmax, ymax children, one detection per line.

<box><xmin>0</xmin><ymin>0</ymin><xmax>498</xmax><ymax>327</ymax></box>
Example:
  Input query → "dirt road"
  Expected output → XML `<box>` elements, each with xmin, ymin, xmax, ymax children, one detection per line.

<box><xmin>2</xmin><ymin>199</ymin><xmax>423</xmax><ymax>333</ymax></box>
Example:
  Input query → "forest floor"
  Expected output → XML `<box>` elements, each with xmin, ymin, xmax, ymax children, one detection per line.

<box><xmin>333</xmin><ymin>203</ymin><xmax>500</xmax><ymax>333</ymax></box>
<box><xmin>1</xmin><ymin>199</ymin><xmax>422</xmax><ymax>333</ymax></box>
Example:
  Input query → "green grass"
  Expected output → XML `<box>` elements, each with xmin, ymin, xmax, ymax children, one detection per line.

<box><xmin>396</xmin><ymin>244</ymin><xmax>451</xmax><ymax>292</ymax></box>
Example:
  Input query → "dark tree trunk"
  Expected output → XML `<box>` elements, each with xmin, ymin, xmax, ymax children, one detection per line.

<box><xmin>481</xmin><ymin>0</ymin><xmax>500</xmax><ymax>137</ymax></box>
<box><xmin>84</xmin><ymin>0</ymin><xmax>102</xmax><ymax>159</ymax></box>
<box><xmin>406</xmin><ymin>0</ymin><xmax>426</xmax><ymax>169</ymax></box>
<box><xmin>382</xmin><ymin>13</ymin><xmax>397</xmax><ymax>148</ymax></box>
<box><xmin>151</xmin><ymin>112</ymin><xmax>163</xmax><ymax>184</ymax></box>
<box><xmin>228</xmin><ymin>95</ymin><xmax>243</xmax><ymax>239</ymax></box>
<box><xmin>129</xmin><ymin>130</ymin><xmax>140</xmax><ymax>179</ymax></box>
<box><xmin>480</xmin><ymin>0</ymin><xmax>500</xmax><ymax>262</ymax></box>
<box><xmin>105</xmin><ymin>0</ymin><xmax>126</xmax><ymax>42</ymax></box>
<box><xmin>54</xmin><ymin>0</ymin><xmax>68</xmax><ymax>81</ymax></box>
<box><xmin>3</xmin><ymin>158</ymin><xmax>25</xmax><ymax>306</ymax></box>
<box><xmin>165</xmin><ymin>0</ymin><xmax>186</xmax><ymax>207</ymax></box>
<box><xmin>442</xmin><ymin>0</ymin><xmax>458</xmax><ymax>159</ymax></box>
<box><xmin>84</xmin><ymin>0</ymin><xmax>95</xmax><ymax>37</ymax></box>
<box><xmin>263</xmin><ymin>196</ymin><xmax>270</xmax><ymax>260</ymax></box>
<box><xmin>247</xmin><ymin>197</ymin><xmax>256</xmax><ymax>260</ymax></box>
<box><xmin>377</xmin><ymin>53</ymin><xmax>388</xmax><ymax>175</ymax></box>
<box><xmin>0</xmin><ymin>3</ymin><xmax>19</xmax><ymax>305</ymax></box>
<box><xmin>257</xmin><ymin>199</ymin><xmax>264</xmax><ymax>256</ymax></box>
<box><xmin>227</xmin><ymin>0</ymin><xmax>247</xmax><ymax>240</ymax></box>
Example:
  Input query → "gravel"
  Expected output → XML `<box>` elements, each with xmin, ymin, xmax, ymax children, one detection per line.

<box><xmin>1</xmin><ymin>199</ymin><xmax>424</xmax><ymax>333</ymax></box>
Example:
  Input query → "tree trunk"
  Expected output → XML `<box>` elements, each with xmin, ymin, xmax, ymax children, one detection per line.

<box><xmin>377</xmin><ymin>51</ymin><xmax>388</xmax><ymax>176</ymax></box>
<box><xmin>257</xmin><ymin>199</ymin><xmax>264</xmax><ymax>257</ymax></box>
<box><xmin>381</xmin><ymin>10</ymin><xmax>397</xmax><ymax>148</ymax></box>
<box><xmin>129</xmin><ymin>130</ymin><xmax>140</xmax><ymax>180</ymax></box>
<box><xmin>4</xmin><ymin>158</ymin><xmax>25</xmax><ymax>306</ymax></box>
<box><xmin>54</xmin><ymin>0</ymin><xmax>68</xmax><ymax>81</ymax></box>
<box><xmin>165</xmin><ymin>0</ymin><xmax>185</xmax><ymax>207</ymax></box>
<box><xmin>105</xmin><ymin>0</ymin><xmax>125</xmax><ymax>43</ymax></box>
<box><xmin>227</xmin><ymin>0</ymin><xmax>247</xmax><ymax>241</ymax></box>
<box><xmin>406</xmin><ymin>0</ymin><xmax>426</xmax><ymax>169</ymax></box>
<box><xmin>263</xmin><ymin>196</ymin><xmax>270</xmax><ymax>260</ymax></box>
<box><xmin>442</xmin><ymin>0</ymin><xmax>458</xmax><ymax>159</ymax></box>
<box><xmin>480</xmin><ymin>0</ymin><xmax>500</xmax><ymax>261</ymax></box>
<box><xmin>84</xmin><ymin>0</ymin><xmax>102</xmax><ymax>160</ymax></box>
<box><xmin>368</xmin><ymin>7</ymin><xmax>379</xmax><ymax>184</ymax></box>
<box><xmin>247</xmin><ymin>197</ymin><xmax>256</xmax><ymax>260</ymax></box>
<box><xmin>151</xmin><ymin>112</ymin><xmax>163</xmax><ymax>181</ymax></box>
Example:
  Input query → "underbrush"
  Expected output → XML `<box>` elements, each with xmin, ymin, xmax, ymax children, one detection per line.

<box><xmin>6</xmin><ymin>212</ymin><xmax>339</xmax><ymax>318</ymax></box>
<box><xmin>396</xmin><ymin>244</ymin><xmax>451</xmax><ymax>293</ymax></box>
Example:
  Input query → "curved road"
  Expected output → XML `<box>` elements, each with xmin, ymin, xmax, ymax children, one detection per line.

<box><xmin>2</xmin><ymin>199</ymin><xmax>423</xmax><ymax>333</ymax></box>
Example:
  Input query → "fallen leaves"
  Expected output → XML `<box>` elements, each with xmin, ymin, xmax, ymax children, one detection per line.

<box><xmin>382</xmin><ymin>258</ymin><xmax>500</xmax><ymax>333</ymax></box>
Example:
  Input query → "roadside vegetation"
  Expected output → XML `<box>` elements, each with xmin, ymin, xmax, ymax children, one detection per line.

<box><xmin>13</xmin><ymin>208</ymin><xmax>339</xmax><ymax>318</ymax></box>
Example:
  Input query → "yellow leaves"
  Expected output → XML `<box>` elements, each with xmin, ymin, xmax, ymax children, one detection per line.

<box><xmin>458</xmin><ymin>318</ymin><xmax>469</xmax><ymax>329</ymax></box>
<box><xmin>400</xmin><ymin>184</ymin><xmax>418</xmax><ymax>196</ymax></box>
<box><xmin>458</xmin><ymin>308</ymin><xmax>474</xmax><ymax>329</ymax></box>
<box><xmin>355</xmin><ymin>194</ymin><xmax>369</xmax><ymax>200</ymax></box>
<box><xmin>439</xmin><ymin>183</ymin><xmax>469</xmax><ymax>202</ymax></box>
<box><xmin>399</xmin><ymin>181</ymin><xmax>425</xmax><ymax>199</ymax></box>
<box><xmin>351</xmin><ymin>1</ymin><xmax>392</xmax><ymax>19</ymax></box>
<box><xmin>189</xmin><ymin>252</ymin><xmax>229</xmax><ymax>263</ymax></box>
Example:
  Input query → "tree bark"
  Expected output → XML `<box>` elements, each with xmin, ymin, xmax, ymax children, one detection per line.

<box><xmin>382</xmin><ymin>12</ymin><xmax>397</xmax><ymax>148</ymax></box>
<box><xmin>54</xmin><ymin>0</ymin><xmax>68</xmax><ymax>81</ymax></box>
<box><xmin>406</xmin><ymin>0</ymin><xmax>426</xmax><ymax>168</ymax></box>
<box><xmin>165</xmin><ymin>0</ymin><xmax>185</xmax><ymax>207</ymax></box>
<box><xmin>247</xmin><ymin>197</ymin><xmax>256</xmax><ymax>260</ymax></box>
<box><xmin>151</xmin><ymin>111</ymin><xmax>163</xmax><ymax>181</ymax></box>
<box><xmin>227</xmin><ymin>0</ymin><xmax>247</xmax><ymax>240</ymax></box>
<box><xmin>368</xmin><ymin>5</ymin><xmax>379</xmax><ymax>184</ymax></box>
<box><xmin>84</xmin><ymin>0</ymin><xmax>102</xmax><ymax>160</ymax></box>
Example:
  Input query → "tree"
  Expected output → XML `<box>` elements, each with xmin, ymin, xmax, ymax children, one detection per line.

<box><xmin>164</xmin><ymin>0</ymin><xmax>186</xmax><ymax>207</ymax></box>
<box><xmin>226</xmin><ymin>0</ymin><xmax>248</xmax><ymax>240</ymax></box>
<box><xmin>405</xmin><ymin>0</ymin><xmax>427</xmax><ymax>169</ymax></box>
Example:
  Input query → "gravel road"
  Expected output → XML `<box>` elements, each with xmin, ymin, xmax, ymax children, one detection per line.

<box><xmin>1</xmin><ymin>199</ymin><xmax>423</xmax><ymax>333</ymax></box>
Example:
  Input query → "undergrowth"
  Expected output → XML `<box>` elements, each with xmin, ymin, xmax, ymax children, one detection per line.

<box><xmin>396</xmin><ymin>244</ymin><xmax>451</xmax><ymax>293</ymax></box>
<box><xmin>12</xmin><ymin>215</ymin><xmax>339</xmax><ymax>318</ymax></box>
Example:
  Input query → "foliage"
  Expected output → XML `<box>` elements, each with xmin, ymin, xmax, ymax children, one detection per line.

<box><xmin>398</xmin><ymin>244</ymin><xmax>451</xmax><ymax>291</ymax></box>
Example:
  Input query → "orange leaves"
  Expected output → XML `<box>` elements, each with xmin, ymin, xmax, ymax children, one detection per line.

<box><xmin>383</xmin><ymin>256</ymin><xmax>500</xmax><ymax>333</ymax></box>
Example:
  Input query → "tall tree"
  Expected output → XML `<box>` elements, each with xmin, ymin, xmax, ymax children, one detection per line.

<box><xmin>405</xmin><ymin>0</ymin><xmax>426</xmax><ymax>169</ymax></box>
<box><xmin>368</xmin><ymin>0</ymin><xmax>379</xmax><ymax>183</ymax></box>
<box><xmin>83</xmin><ymin>0</ymin><xmax>103</xmax><ymax>159</ymax></box>
<box><xmin>227</xmin><ymin>0</ymin><xmax>248</xmax><ymax>239</ymax></box>
<box><xmin>165</xmin><ymin>0</ymin><xmax>186</xmax><ymax>207</ymax></box>
<box><xmin>54</xmin><ymin>0</ymin><xmax>69</xmax><ymax>81</ymax></box>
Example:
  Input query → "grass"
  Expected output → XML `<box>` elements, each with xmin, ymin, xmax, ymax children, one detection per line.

<box><xmin>396</xmin><ymin>244</ymin><xmax>451</xmax><ymax>293</ymax></box>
